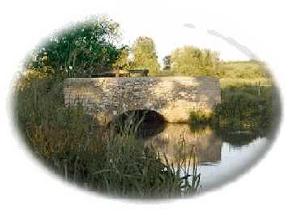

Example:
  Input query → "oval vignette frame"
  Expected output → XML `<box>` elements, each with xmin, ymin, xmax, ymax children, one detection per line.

<box><xmin>10</xmin><ymin>16</ymin><xmax>282</xmax><ymax>200</ymax></box>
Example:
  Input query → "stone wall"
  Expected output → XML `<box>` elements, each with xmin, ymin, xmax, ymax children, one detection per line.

<box><xmin>64</xmin><ymin>76</ymin><xmax>221</xmax><ymax>124</ymax></box>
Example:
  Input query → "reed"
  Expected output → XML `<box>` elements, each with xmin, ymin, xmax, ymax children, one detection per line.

<box><xmin>13</xmin><ymin>74</ymin><xmax>201</xmax><ymax>198</ymax></box>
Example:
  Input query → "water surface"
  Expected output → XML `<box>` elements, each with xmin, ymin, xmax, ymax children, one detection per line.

<box><xmin>141</xmin><ymin>123</ymin><xmax>269</xmax><ymax>190</ymax></box>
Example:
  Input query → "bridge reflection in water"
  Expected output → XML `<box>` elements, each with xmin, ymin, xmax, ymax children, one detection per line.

<box><xmin>144</xmin><ymin>124</ymin><xmax>222</xmax><ymax>166</ymax></box>
<box><xmin>113</xmin><ymin>109</ymin><xmax>269</xmax><ymax>190</ymax></box>
<box><xmin>140</xmin><ymin>122</ymin><xmax>268</xmax><ymax>190</ymax></box>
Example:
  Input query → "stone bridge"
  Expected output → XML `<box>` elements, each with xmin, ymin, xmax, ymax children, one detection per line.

<box><xmin>64</xmin><ymin>76</ymin><xmax>221</xmax><ymax>124</ymax></box>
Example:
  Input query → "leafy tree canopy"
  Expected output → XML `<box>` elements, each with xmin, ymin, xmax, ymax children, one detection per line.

<box><xmin>26</xmin><ymin>16</ymin><xmax>124</xmax><ymax>79</ymax></box>
<box><xmin>112</xmin><ymin>46</ymin><xmax>131</xmax><ymax>70</ymax></box>
<box><xmin>131</xmin><ymin>36</ymin><xmax>160</xmax><ymax>75</ymax></box>
<box><xmin>170</xmin><ymin>46</ymin><xmax>220</xmax><ymax>76</ymax></box>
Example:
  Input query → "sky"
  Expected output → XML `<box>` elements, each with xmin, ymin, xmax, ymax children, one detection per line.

<box><xmin>96</xmin><ymin>1</ymin><xmax>254</xmax><ymax>63</ymax></box>
<box><xmin>117</xmin><ymin>19</ymin><xmax>251</xmax><ymax>63</ymax></box>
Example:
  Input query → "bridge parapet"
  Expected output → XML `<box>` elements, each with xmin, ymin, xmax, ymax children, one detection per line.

<box><xmin>64</xmin><ymin>76</ymin><xmax>221</xmax><ymax>124</ymax></box>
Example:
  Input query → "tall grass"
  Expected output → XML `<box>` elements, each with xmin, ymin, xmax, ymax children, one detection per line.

<box><xmin>211</xmin><ymin>84</ymin><xmax>280</xmax><ymax>145</ymax></box>
<box><xmin>13</xmin><ymin>71</ymin><xmax>201</xmax><ymax>198</ymax></box>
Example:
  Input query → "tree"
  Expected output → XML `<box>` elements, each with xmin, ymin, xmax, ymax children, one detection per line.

<box><xmin>26</xmin><ymin>16</ymin><xmax>124</xmax><ymax>79</ymax></box>
<box><xmin>112</xmin><ymin>46</ymin><xmax>130</xmax><ymax>70</ymax></box>
<box><xmin>170</xmin><ymin>46</ymin><xmax>220</xmax><ymax>76</ymax></box>
<box><xmin>163</xmin><ymin>55</ymin><xmax>171</xmax><ymax>70</ymax></box>
<box><xmin>131</xmin><ymin>36</ymin><xmax>160</xmax><ymax>75</ymax></box>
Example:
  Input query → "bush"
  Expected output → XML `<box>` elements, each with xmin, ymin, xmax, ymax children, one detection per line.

<box><xmin>211</xmin><ymin>85</ymin><xmax>277</xmax><ymax>143</ymax></box>
<box><xmin>189</xmin><ymin>111</ymin><xmax>213</xmax><ymax>124</ymax></box>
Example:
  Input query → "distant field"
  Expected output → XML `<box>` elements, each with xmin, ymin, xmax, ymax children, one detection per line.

<box><xmin>220</xmin><ymin>60</ymin><xmax>270</xmax><ymax>78</ymax></box>
<box><xmin>219</xmin><ymin>60</ymin><xmax>273</xmax><ymax>87</ymax></box>
<box><xmin>220</xmin><ymin>77</ymin><xmax>272</xmax><ymax>88</ymax></box>
<box><xmin>158</xmin><ymin>60</ymin><xmax>273</xmax><ymax>87</ymax></box>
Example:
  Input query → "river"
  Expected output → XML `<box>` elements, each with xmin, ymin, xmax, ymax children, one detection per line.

<box><xmin>139</xmin><ymin>123</ymin><xmax>270</xmax><ymax>191</ymax></box>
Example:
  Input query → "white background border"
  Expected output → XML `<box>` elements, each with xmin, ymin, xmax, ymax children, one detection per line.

<box><xmin>0</xmin><ymin>0</ymin><xmax>299</xmax><ymax>219</ymax></box>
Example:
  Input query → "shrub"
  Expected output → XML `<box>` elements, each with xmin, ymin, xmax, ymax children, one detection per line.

<box><xmin>189</xmin><ymin>110</ymin><xmax>213</xmax><ymax>124</ymax></box>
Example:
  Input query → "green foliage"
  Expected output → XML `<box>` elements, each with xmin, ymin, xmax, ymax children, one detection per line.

<box><xmin>112</xmin><ymin>46</ymin><xmax>131</xmax><ymax>70</ymax></box>
<box><xmin>131</xmin><ymin>36</ymin><xmax>161</xmax><ymax>75</ymax></box>
<box><xmin>189</xmin><ymin>111</ymin><xmax>213</xmax><ymax>124</ymax></box>
<box><xmin>14</xmin><ymin>74</ymin><xmax>103</xmax><ymax>159</ymax></box>
<box><xmin>211</xmin><ymin>85</ymin><xmax>280</xmax><ymax>144</ymax></box>
<box><xmin>26</xmin><ymin>16</ymin><xmax>124</xmax><ymax>79</ymax></box>
<box><xmin>220</xmin><ymin>77</ymin><xmax>272</xmax><ymax>88</ymax></box>
<box><xmin>186</xmin><ymin>79</ymin><xmax>280</xmax><ymax>146</ymax></box>
<box><xmin>170</xmin><ymin>46</ymin><xmax>220</xmax><ymax>76</ymax></box>
<box><xmin>220</xmin><ymin>60</ymin><xmax>270</xmax><ymax>79</ymax></box>
<box><xmin>96</xmin><ymin>134</ymin><xmax>182</xmax><ymax>198</ymax></box>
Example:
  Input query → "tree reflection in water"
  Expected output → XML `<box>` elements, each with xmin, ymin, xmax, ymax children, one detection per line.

<box><xmin>144</xmin><ymin>124</ymin><xmax>222</xmax><ymax>165</ymax></box>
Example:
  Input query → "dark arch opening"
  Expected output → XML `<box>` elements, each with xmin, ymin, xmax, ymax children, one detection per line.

<box><xmin>110</xmin><ymin>110</ymin><xmax>166</xmax><ymax>139</ymax></box>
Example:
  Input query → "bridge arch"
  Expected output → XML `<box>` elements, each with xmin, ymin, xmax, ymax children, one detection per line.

<box><xmin>109</xmin><ymin>109</ymin><xmax>166</xmax><ymax>138</ymax></box>
<box><xmin>113</xmin><ymin>109</ymin><xmax>166</xmax><ymax>124</ymax></box>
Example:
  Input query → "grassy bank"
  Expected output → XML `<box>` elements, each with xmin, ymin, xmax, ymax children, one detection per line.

<box><xmin>188</xmin><ymin>81</ymin><xmax>280</xmax><ymax>145</ymax></box>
